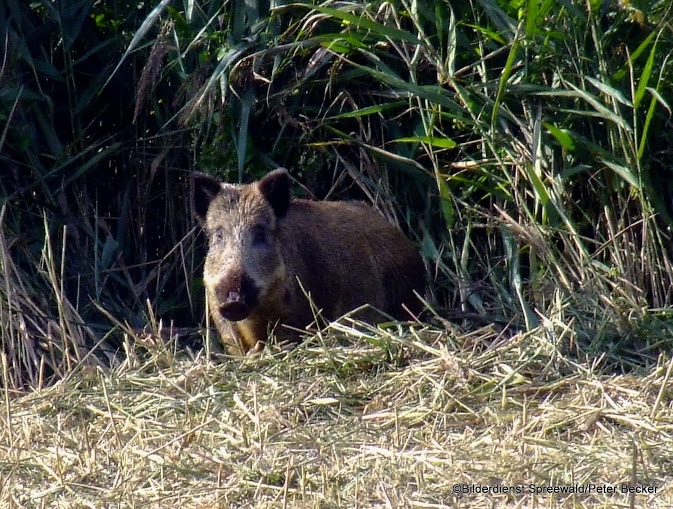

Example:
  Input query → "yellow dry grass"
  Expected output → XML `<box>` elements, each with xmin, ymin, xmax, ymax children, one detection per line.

<box><xmin>1</xmin><ymin>320</ymin><xmax>673</xmax><ymax>508</ymax></box>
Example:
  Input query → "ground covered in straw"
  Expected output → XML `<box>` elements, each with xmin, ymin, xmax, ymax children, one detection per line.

<box><xmin>2</xmin><ymin>321</ymin><xmax>673</xmax><ymax>508</ymax></box>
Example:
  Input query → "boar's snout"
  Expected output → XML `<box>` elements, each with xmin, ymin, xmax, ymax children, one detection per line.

<box><xmin>214</xmin><ymin>272</ymin><xmax>259</xmax><ymax>322</ymax></box>
<box><xmin>220</xmin><ymin>299</ymin><xmax>250</xmax><ymax>322</ymax></box>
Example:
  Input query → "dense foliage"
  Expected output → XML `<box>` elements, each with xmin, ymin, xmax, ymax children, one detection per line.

<box><xmin>2</xmin><ymin>0</ymin><xmax>673</xmax><ymax>387</ymax></box>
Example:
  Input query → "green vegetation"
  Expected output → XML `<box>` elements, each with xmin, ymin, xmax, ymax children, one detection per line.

<box><xmin>2</xmin><ymin>0</ymin><xmax>673</xmax><ymax>506</ymax></box>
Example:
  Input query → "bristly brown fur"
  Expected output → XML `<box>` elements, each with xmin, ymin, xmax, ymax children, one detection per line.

<box><xmin>192</xmin><ymin>169</ymin><xmax>425</xmax><ymax>355</ymax></box>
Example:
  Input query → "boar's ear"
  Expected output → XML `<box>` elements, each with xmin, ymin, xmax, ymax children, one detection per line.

<box><xmin>190</xmin><ymin>172</ymin><xmax>223</xmax><ymax>225</ymax></box>
<box><xmin>258</xmin><ymin>168</ymin><xmax>291</xmax><ymax>218</ymax></box>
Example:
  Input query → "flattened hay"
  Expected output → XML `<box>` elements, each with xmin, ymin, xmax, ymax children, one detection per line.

<box><xmin>2</xmin><ymin>321</ymin><xmax>672</xmax><ymax>508</ymax></box>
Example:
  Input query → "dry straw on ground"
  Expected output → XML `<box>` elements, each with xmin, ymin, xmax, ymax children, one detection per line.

<box><xmin>1</xmin><ymin>318</ymin><xmax>673</xmax><ymax>508</ymax></box>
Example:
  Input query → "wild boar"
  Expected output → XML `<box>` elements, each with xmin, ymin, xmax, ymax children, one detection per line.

<box><xmin>191</xmin><ymin>168</ymin><xmax>424</xmax><ymax>354</ymax></box>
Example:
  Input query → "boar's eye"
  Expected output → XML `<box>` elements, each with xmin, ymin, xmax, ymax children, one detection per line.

<box><xmin>251</xmin><ymin>225</ymin><xmax>269</xmax><ymax>248</ymax></box>
<box><xmin>211</xmin><ymin>229</ymin><xmax>226</xmax><ymax>247</ymax></box>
